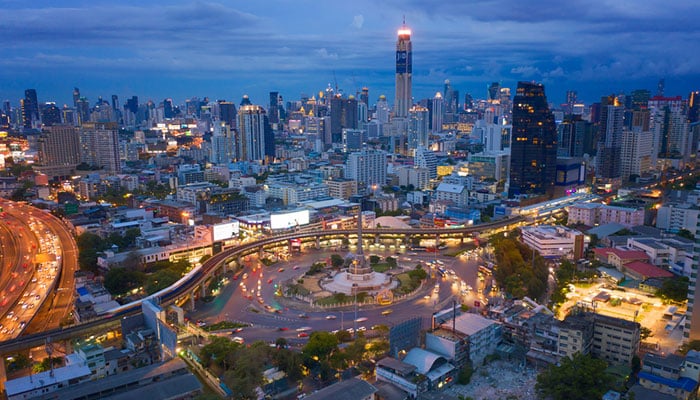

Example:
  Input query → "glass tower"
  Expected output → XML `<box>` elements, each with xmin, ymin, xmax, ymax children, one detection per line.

<box><xmin>508</xmin><ymin>81</ymin><xmax>557</xmax><ymax>197</ymax></box>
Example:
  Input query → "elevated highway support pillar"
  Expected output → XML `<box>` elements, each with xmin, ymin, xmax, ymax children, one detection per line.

<box><xmin>189</xmin><ymin>291</ymin><xmax>196</xmax><ymax>311</ymax></box>
<box><xmin>200</xmin><ymin>283</ymin><xmax>207</xmax><ymax>299</ymax></box>
<box><xmin>315</xmin><ymin>236</ymin><xmax>320</xmax><ymax>249</ymax></box>
<box><xmin>375</xmin><ymin>234</ymin><xmax>380</xmax><ymax>245</ymax></box>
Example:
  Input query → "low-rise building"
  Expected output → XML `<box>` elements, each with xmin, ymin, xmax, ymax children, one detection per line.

<box><xmin>520</xmin><ymin>225</ymin><xmax>587</xmax><ymax>259</ymax></box>
<box><xmin>304</xmin><ymin>377</ymin><xmax>377</xmax><ymax>400</ymax></box>
<box><xmin>428</xmin><ymin>312</ymin><xmax>502</xmax><ymax>368</ymax></box>
<box><xmin>376</xmin><ymin>357</ymin><xmax>428</xmax><ymax>397</ymax></box>
<box><xmin>561</xmin><ymin>312</ymin><xmax>640</xmax><ymax>366</ymax></box>
<box><xmin>567</xmin><ymin>203</ymin><xmax>645</xmax><ymax>227</ymax></box>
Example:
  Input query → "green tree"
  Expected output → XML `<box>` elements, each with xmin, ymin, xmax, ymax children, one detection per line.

<box><xmin>303</xmin><ymin>331</ymin><xmax>338</xmax><ymax>361</ymax></box>
<box><xmin>369</xmin><ymin>255</ymin><xmax>381</xmax><ymax>264</ymax></box>
<box><xmin>679</xmin><ymin>340</ymin><xmax>700</xmax><ymax>355</ymax></box>
<box><xmin>457</xmin><ymin>365</ymin><xmax>474</xmax><ymax>385</ymax></box>
<box><xmin>536</xmin><ymin>353</ymin><xmax>612</xmax><ymax>400</ymax></box>
<box><xmin>76</xmin><ymin>232</ymin><xmax>109</xmax><ymax>272</ymax></box>
<box><xmin>104</xmin><ymin>268</ymin><xmax>145</xmax><ymax>295</ymax></box>
<box><xmin>330</xmin><ymin>254</ymin><xmax>345</xmax><ymax>268</ymax></box>
<box><xmin>656</xmin><ymin>276</ymin><xmax>689</xmax><ymax>302</ymax></box>
<box><xmin>386</xmin><ymin>257</ymin><xmax>397</xmax><ymax>268</ymax></box>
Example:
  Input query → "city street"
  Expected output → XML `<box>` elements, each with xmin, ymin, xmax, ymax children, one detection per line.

<box><xmin>190</xmin><ymin>244</ymin><xmax>487</xmax><ymax>344</ymax></box>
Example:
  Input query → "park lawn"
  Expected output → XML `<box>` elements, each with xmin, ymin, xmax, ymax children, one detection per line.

<box><xmin>372</xmin><ymin>263</ymin><xmax>391</xmax><ymax>273</ymax></box>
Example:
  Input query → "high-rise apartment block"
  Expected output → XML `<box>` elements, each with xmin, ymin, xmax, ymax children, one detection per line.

<box><xmin>595</xmin><ymin>95</ymin><xmax>625</xmax><ymax>188</ymax></box>
<box><xmin>408</xmin><ymin>105</ymin><xmax>429</xmax><ymax>152</ymax></box>
<box><xmin>345</xmin><ymin>149</ymin><xmax>387</xmax><ymax>195</ymax></box>
<box><xmin>36</xmin><ymin>125</ymin><xmax>81</xmax><ymax>179</ymax></box>
<box><xmin>237</xmin><ymin>105</ymin><xmax>267</xmax><ymax>162</ymax></box>
<box><xmin>79</xmin><ymin>122</ymin><xmax>121</xmax><ymax>173</ymax></box>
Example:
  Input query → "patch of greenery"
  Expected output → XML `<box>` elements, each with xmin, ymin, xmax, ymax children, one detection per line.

<box><xmin>372</xmin><ymin>263</ymin><xmax>390</xmax><ymax>273</ymax></box>
<box><xmin>202</xmin><ymin>321</ymin><xmax>249</xmax><ymax>332</ymax></box>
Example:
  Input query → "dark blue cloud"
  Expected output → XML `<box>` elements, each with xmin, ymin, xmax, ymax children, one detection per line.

<box><xmin>0</xmin><ymin>0</ymin><xmax>698</xmax><ymax>107</ymax></box>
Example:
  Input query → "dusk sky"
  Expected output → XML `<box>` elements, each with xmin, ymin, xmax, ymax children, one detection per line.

<box><xmin>2</xmin><ymin>0</ymin><xmax>699</xmax><ymax>108</ymax></box>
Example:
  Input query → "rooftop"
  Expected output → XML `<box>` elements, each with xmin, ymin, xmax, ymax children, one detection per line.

<box><xmin>403</xmin><ymin>348</ymin><xmax>449</xmax><ymax>375</ymax></box>
<box><xmin>377</xmin><ymin>357</ymin><xmax>416</xmax><ymax>376</ymax></box>
<box><xmin>638</xmin><ymin>371</ymin><xmax>698</xmax><ymax>392</ymax></box>
<box><xmin>303</xmin><ymin>377</ymin><xmax>377</xmax><ymax>400</ymax></box>
<box><xmin>5</xmin><ymin>363</ymin><xmax>92</xmax><ymax>397</ymax></box>
<box><xmin>442</xmin><ymin>312</ymin><xmax>498</xmax><ymax>336</ymax></box>
<box><xmin>624</xmin><ymin>261</ymin><xmax>674</xmax><ymax>278</ymax></box>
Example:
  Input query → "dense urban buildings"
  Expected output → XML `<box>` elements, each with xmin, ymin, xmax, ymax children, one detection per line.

<box><xmin>1</xmin><ymin>9</ymin><xmax>700</xmax><ymax>400</ymax></box>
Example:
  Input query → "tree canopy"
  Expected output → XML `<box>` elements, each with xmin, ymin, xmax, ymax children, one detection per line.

<box><xmin>656</xmin><ymin>276</ymin><xmax>689</xmax><ymax>303</ymax></box>
<box><xmin>491</xmin><ymin>235</ymin><xmax>549</xmax><ymax>300</ymax></box>
<box><xmin>536</xmin><ymin>353</ymin><xmax>612</xmax><ymax>400</ymax></box>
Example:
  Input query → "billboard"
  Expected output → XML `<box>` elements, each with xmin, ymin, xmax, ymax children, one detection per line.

<box><xmin>213</xmin><ymin>221</ymin><xmax>240</xmax><ymax>241</ymax></box>
<box><xmin>270</xmin><ymin>210</ymin><xmax>310</xmax><ymax>230</ymax></box>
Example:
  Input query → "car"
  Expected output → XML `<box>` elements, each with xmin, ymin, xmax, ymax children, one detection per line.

<box><xmin>296</xmin><ymin>326</ymin><xmax>312</xmax><ymax>332</ymax></box>
<box><xmin>357</xmin><ymin>326</ymin><xmax>366</xmax><ymax>332</ymax></box>
<box><xmin>297</xmin><ymin>332</ymin><xmax>309</xmax><ymax>338</ymax></box>
<box><xmin>293</xmin><ymin>265</ymin><xmax>300</xmax><ymax>270</ymax></box>
<box><xmin>278</xmin><ymin>268</ymin><xmax>285</xmax><ymax>272</ymax></box>
<box><xmin>277</xmin><ymin>327</ymin><xmax>289</xmax><ymax>331</ymax></box>
<box><xmin>424</xmin><ymin>295</ymin><xmax>431</xmax><ymax>300</ymax></box>
<box><xmin>232</xmin><ymin>336</ymin><xmax>245</xmax><ymax>344</ymax></box>
<box><xmin>355</xmin><ymin>317</ymin><xmax>368</xmax><ymax>323</ymax></box>
<box><xmin>257</xmin><ymin>298</ymin><xmax>265</xmax><ymax>304</ymax></box>
<box><xmin>196</xmin><ymin>320</ymin><xmax>207</xmax><ymax>327</ymax></box>
<box><xmin>242</xmin><ymin>273</ymin><xmax>248</xmax><ymax>279</ymax></box>
<box><xmin>346</xmin><ymin>328</ymin><xmax>355</xmax><ymax>334</ymax></box>
<box><xmin>267</xmin><ymin>279</ymin><xmax>273</xmax><ymax>284</ymax></box>
<box><xmin>381</xmin><ymin>310</ymin><xmax>393</xmax><ymax>316</ymax></box>
<box><xmin>299</xmin><ymin>313</ymin><xmax>309</xmax><ymax>319</ymax></box>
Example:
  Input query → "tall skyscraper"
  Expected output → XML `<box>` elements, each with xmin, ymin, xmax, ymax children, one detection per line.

<box><xmin>237</xmin><ymin>105</ymin><xmax>267</xmax><ymax>162</ymax></box>
<box><xmin>218</xmin><ymin>100</ymin><xmax>237</xmax><ymax>127</ymax></box>
<box><xmin>595</xmin><ymin>95</ymin><xmax>625</xmax><ymax>186</ymax></box>
<box><xmin>72</xmin><ymin>87</ymin><xmax>81</xmax><ymax>108</ymax></box>
<box><xmin>40</xmin><ymin>102</ymin><xmax>62</xmax><ymax>126</ymax></box>
<box><xmin>79</xmin><ymin>122</ymin><xmax>121</xmax><ymax>173</ymax></box>
<box><xmin>508</xmin><ymin>82</ymin><xmax>557</xmax><ymax>198</ymax></box>
<box><xmin>22</xmin><ymin>89</ymin><xmax>39</xmax><ymax>129</ymax></box>
<box><xmin>36</xmin><ymin>125</ymin><xmax>81</xmax><ymax>179</ymax></box>
<box><xmin>330</xmin><ymin>96</ymin><xmax>359</xmax><ymax>143</ymax></box>
<box><xmin>408</xmin><ymin>105</ymin><xmax>429</xmax><ymax>152</ymax></box>
<box><xmin>394</xmin><ymin>21</ymin><xmax>412</xmax><ymax>119</ymax></box>
<box><xmin>431</xmin><ymin>92</ymin><xmax>443</xmax><ymax>133</ymax></box>
<box><xmin>649</xmin><ymin>96</ymin><xmax>689</xmax><ymax>165</ymax></box>
<box><xmin>211</xmin><ymin>121</ymin><xmax>236</xmax><ymax>164</ymax></box>
<box><xmin>360</xmin><ymin>87</ymin><xmax>369</xmax><ymax>107</ymax></box>
<box><xmin>268</xmin><ymin>92</ymin><xmax>280</xmax><ymax>125</ymax></box>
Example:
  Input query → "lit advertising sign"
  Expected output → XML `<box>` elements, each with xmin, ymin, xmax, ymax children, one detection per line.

<box><xmin>213</xmin><ymin>221</ymin><xmax>240</xmax><ymax>241</ymax></box>
<box><xmin>270</xmin><ymin>210</ymin><xmax>310</xmax><ymax>230</ymax></box>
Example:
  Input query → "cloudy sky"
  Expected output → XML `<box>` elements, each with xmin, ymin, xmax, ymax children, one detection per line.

<box><xmin>1</xmin><ymin>0</ymin><xmax>698</xmax><ymax>108</ymax></box>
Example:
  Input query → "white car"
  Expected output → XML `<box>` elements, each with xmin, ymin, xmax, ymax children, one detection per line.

<box><xmin>325</xmin><ymin>315</ymin><xmax>337</xmax><ymax>320</ymax></box>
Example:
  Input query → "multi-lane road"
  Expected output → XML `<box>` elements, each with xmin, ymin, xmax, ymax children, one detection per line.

<box><xmin>0</xmin><ymin>200</ymin><xmax>78</xmax><ymax>340</ymax></box>
<box><xmin>191</xmin><ymin>247</ymin><xmax>490</xmax><ymax>345</ymax></box>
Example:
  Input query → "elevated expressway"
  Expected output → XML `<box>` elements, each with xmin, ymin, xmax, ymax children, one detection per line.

<box><xmin>0</xmin><ymin>215</ymin><xmax>523</xmax><ymax>354</ymax></box>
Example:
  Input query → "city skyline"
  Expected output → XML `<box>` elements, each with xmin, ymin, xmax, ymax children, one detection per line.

<box><xmin>1</xmin><ymin>0</ymin><xmax>699</xmax><ymax>107</ymax></box>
